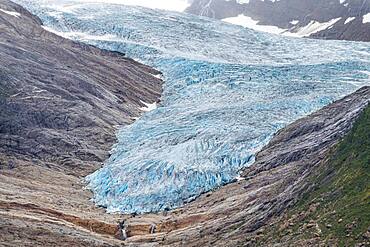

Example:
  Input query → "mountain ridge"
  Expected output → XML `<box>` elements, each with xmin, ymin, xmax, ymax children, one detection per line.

<box><xmin>186</xmin><ymin>0</ymin><xmax>370</xmax><ymax>42</ymax></box>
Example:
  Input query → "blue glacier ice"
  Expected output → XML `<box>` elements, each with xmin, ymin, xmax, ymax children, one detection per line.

<box><xmin>14</xmin><ymin>0</ymin><xmax>370</xmax><ymax>214</ymax></box>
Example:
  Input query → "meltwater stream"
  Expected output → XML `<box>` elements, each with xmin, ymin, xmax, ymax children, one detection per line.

<box><xmin>14</xmin><ymin>0</ymin><xmax>370</xmax><ymax>213</ymax></box>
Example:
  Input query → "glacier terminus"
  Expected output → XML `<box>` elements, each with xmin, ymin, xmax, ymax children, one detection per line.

<box><xmin>13</xmin><ymin>0</ymin><xmax>370</xmax><ymax>214</ymax></box>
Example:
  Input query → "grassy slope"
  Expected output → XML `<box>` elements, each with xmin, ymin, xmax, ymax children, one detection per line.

<box><xmin>259</xmin><ymin>104</ymin><xmax>370</xmax><ymax>246</ymax></box>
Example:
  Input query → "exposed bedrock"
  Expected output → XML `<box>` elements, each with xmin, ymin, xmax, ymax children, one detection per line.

<box><xmin>187</xmin><ymin>0</ymin><xmax>370</xmax><ymax>42</ymax></box>
<box><xmin>0</xmin><ymin>0</ymin><xmax>162</xmax><ymax>175</ymax></box>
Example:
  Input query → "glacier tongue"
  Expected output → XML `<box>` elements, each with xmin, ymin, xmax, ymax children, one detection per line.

<box><xmin>13</xmin><ymin>0</ymin><xmax>370</xmax><ymax>213</ymax></box>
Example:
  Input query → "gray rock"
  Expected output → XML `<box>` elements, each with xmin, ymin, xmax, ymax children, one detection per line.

<box><xmin>187</xmin><ymin>0</ymin><xmax>370</xmax><ymax>42</ymax></box>
<box><xmin>0</xmin><ymin>0</ymin><xmax>163</xmax><ymax>176</ymax></box>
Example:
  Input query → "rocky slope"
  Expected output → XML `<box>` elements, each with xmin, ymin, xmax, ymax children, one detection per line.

<box><xmin>186</xmin><ymin>0</ymin><xmax>370</xmax><ymax>42</ymax></box>
<box><xmin>257</xmin><ymin>101</ymin><xmax>370</xmax><ymax>246</ymax></box>
<box><xmin>0</xmin><ymin>0</ymin><xmax>162</xmax><ymax>246</ymax></box>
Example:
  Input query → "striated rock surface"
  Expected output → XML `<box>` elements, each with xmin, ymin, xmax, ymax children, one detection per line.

<box><xmin>256</xmin><ymin>99</ymin><xmax>370</xmax><ymax>246</ymax></box>
<box><xmin>0</xmin><ymin>0</ymin><xmax>162</xmax><ymax>246</ymax></box>
<box><xmin>0</xmin><ymin>0</ymin><xmax>162</xmax><ymax>174</ymax></box>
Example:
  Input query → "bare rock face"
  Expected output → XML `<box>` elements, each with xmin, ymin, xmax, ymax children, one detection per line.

<box><xmin>0</xmin><ymin>0</ymin><xmax>163</xmax><ymax>175</ymax></box>
<box><xmin>187</xmin><ymin>0</ymin><xmax>370</xmax><ymax>42</ymax></box>
<box><xmin>121</xmin><ymin>86</ymin><xmax>369</xmax><ymax>246</ymax></box>
<box><xmin>0</xmin><ymin>0</ymin><xmax>162</xmax><ymax>246</ymax></box>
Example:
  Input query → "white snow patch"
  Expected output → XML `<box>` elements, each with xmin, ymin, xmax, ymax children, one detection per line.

<box><xmin>290</xmin><ymin>20</ymin><xmax>299</xmax><ymax>25</ymax></box>
<box><xmin>223</xmin><ymin>15</ymin><xmax>341</xmax><ymax>38</ymax></box>
<box><xmin>235</xmin><ymin>175</ymin><xmax>246</xmax><ymax>181</ymax></box>
<box><xmin>285</xmin><ymin>17</ymin><xmax>342</xmax><ymax>37</ymax></box>
<box><xmin>363</xmin><ymin>13</ymin><xmax>370</xmax><ymax>24</ymax></box>
<box><xmin>222</xmin><ymin>14</ymin><xmax>286</xmax><ymax>34</ymax></box>
<box><xmin>152</xmin><ymin>73</ymin><xmax>163</xmax><ymax>79</ymax></box>
<box><xmin>344</xmin><ymin>17</ymin><xmax>355</xmax><ymax>25</ymax></box>
<box><xmin>140</xmin><ymin>101</ymin><xmax>158</xmax><ymax>112</ymax></box>
<box><xmin>0</xmin><ymin>8</ymin><xmax>21</xmax><ymax>17</ymax></box>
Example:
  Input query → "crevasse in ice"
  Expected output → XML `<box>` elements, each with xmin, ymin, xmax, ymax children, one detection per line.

<box><xmin>14</xmin><ymin>0</ymin><xmax>370</xmax><ymax>213</ymax></box>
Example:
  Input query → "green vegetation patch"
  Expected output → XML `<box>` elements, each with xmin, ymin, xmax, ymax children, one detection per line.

<box><xmin>258</xmin><ymin>104</ymin><xmax>370</xmax><ymax>246</ymax></box>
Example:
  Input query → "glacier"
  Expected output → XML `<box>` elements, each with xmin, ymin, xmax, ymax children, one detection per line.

<box><xmin>13</xmin><ymin>0</ymin><xmax>370</xmax><ymax>214</ymax></box>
